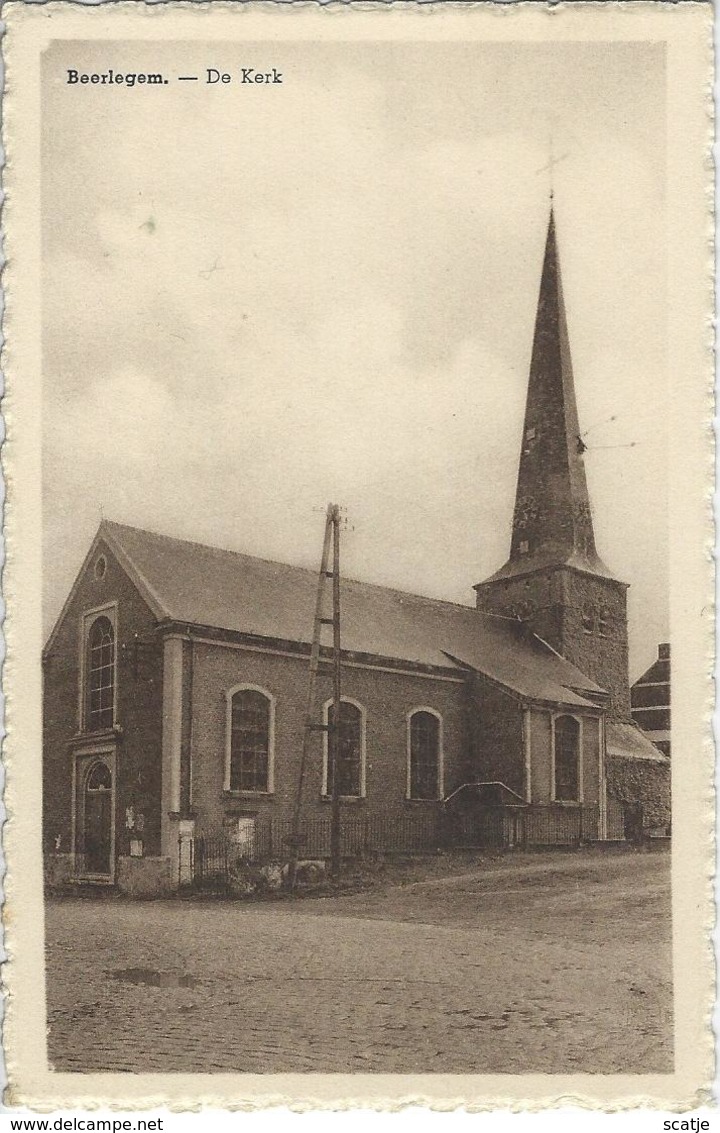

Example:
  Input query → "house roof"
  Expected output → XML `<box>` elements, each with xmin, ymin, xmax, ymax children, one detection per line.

<box><xmin>606</xmin><ymin>719</ymin><xmax>669</xmax><ymax>764</ymax></box>
<box><xmin>86</xmin><ymin>520</ymin><xmax>606</xmax><ymax>710</ymax></box>
<box><xmin>632</xmin><ymin>653</ymin><xmax>671</xmax><ymax>690</ymax></box>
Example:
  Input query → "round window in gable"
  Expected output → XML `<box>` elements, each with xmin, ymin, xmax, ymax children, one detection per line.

<box><xmin>95</xmin><ymin>555</ymin><xmax>107</xmax><ymax>580</ymax></box>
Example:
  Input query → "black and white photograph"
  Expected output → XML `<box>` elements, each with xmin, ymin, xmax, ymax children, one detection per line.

<box><xmin>2</xmin><ymin>0</ymin><xmax>713</xmax><ymax>1112</ymax></box>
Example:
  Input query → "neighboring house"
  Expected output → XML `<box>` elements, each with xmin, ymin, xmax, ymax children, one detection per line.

<box><xmin>42</xmin><ymin>210</ymin><xmax>670</xmax><ymax>894</ymax></box>
<box><xmin>631</xmin><ymin>644</ymin><xmax>671</xmax><ymax>758</ymax></box>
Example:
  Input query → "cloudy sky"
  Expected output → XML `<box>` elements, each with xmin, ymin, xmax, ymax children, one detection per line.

<box><xmin>42</xmin><ymin>37</ymin><xmax>667</xmax><ymax>678</ymax></box>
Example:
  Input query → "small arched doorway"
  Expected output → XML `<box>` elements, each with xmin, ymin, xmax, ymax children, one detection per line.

<box><xmin>84</xmin><ymin>760</ymin><xmax>113</xmax><ymax>874</ymax></box>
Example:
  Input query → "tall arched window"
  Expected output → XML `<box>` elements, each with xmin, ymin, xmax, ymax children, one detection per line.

<box><xmin>408</xmin><ymin>710</ymin><xmax>442</xmax><ymax>800</ymax></box>
<box><xmin>229</xmin><ymin>688</ymin><xmax>273</xmax><ymax>793</ymax></box>
<box><xmin>324</xmin><ymin>700</ymin><xmax>364</xmax><ymax>798</ymax></box>
<box><xmin>87</xmin><ymin>615</ymin><xmax>115</xmax><ymax>731</ymax></box>
<box><xmin>554</xmin><ymin>715</ymin><xmax>581</xmax><ymax>802</ymax></box>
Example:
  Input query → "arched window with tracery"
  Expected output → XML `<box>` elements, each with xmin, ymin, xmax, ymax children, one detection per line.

<box><xmin>554</xmin><ymin>715</ymin><xmax>581</xmax><ymax>802</ymax></box>
<box><xmin>324</xmin><ymin>700</ymin><xmax>364</xmax><ymax>798</ymax></box>
<box><xmin>408</xmin><ymin>710</ymin><xmax>442</xmax><ymax>800</ymax></box>
<box><xmin>228</xmin><ymin>688</ymin><xmax>273</xmax><ymax>793</ymax></box>
<box><xmin>86</xmin><ymin>615</ymin><xmax>115</xmax><ymax>731</ymax></box>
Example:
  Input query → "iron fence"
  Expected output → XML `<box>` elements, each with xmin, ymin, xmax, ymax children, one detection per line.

<box><xmin>179</xmin><ymin>811</ymin><xmax>442</xmax><ymax>890</ymax></box>
<box><xmin>445</xmin><ymin>804</ymin><xmax>602</xmax><ymax>849</ymax></box>
<box><xmin>523</xmin><ymin>804</ymin><xmax>600</xmax><ymax>846</ymax></box>
<box><xmin>605</xmin><ymin>796</ymin><xmax>626</xmax><ymax>841</ymax></box>
<box><xmin>178</xmin><ymin>803</ymin><xmax>613</xmax><ymax>890</ymax></box>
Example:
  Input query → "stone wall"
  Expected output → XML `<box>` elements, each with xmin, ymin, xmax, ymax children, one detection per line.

<box><xmin>606</xmin><ymin>756</ymin><xmax>671</xmax><ymax>830</ymax></box>
<box><xmin>476</xmin><ymin>566</ymin><xmax>630</xmax><ymax>716</ymax></box>
<box><xmin>43</xmin><ymin>853</ymin><xmax>76</xmax><ymax>891</ymax></box>
<box><xmin>116</xmin><ymin>855</ymin><xmax>174</xmax><ymax>897</ymax></box>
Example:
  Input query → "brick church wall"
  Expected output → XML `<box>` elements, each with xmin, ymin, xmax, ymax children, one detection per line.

<box><xmin>43</xmin><ymin>539</ymin><xmax>164</xmax><ymax>861</ymax></box>
<box><xmin>582</xmin><ymin>715</ymin><xmax>601</xmax><ymax>807</ymax></box>
<box><xmin>528</xmin><ymin>708</ymin><xmax>600</xmax><ymax>806</ymax></box>
<box><xmin>466</xmin><ymin>675</ymin><xmax>525</xmax><ymax>798</ymax></box>
<box><xmin>529</xmin><ymin>708</ymin><xmax>553</xmax><ymax>803</ymax></box>
<box><xmin>186</xmin><ymin>640</ymin><xmax>469</xmax><ymax>833</ymax></box>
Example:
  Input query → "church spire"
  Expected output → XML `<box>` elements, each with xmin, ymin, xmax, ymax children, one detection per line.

<box><xmin>488</xmin><ymin>208</ymin><xmax>614</xmax><ymax>583</ymax></box>
<box><xmin>474</xmin><ymin>208</ymin><xmax>630</xmax><ymax>715</ymax></box>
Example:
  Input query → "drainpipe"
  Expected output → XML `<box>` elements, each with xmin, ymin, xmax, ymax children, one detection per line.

<box><xmin>599</xmin><ymin>714</ymin><xmax>608</xmax><ymax>840</ymax></box>
<box><xmin>523</xmin><ymin>706</ymin><xmax>532</xmax><ymax>803</ymax></box>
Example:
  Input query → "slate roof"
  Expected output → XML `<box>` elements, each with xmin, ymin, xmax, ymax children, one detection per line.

<box><xmin>481</xmin><ymin>545</ymin><xmax>620</xmax><ymax>586</ymax></box>
<box><xmin>632</xmin><ymin>647</ymin><xmax>670</xmax><ymax>691</ymax></box>
<box><xmin>476</xmin><ymin>212</ymin><xmax>621</xmax><ymax>590</ymax></box>
<box><xmin>91</xmin><ymin>520</ymin><xmax>606</xmax><ymax>710</ymax></box>
<box><xmin>606</xmin><ymin>719</ymin><xmax>669</xmax><ymax>764</ymax></box>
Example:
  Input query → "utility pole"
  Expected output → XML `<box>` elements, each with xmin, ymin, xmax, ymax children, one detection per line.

<box><xmin>330</xmin><ymin>505</ymin><xmax>342</xmax><ymax>879</ymax></box>
<box><xmin>288</xmin><ymin>504</ymin><xmax>343</xmax><ymax>889</ymax></box>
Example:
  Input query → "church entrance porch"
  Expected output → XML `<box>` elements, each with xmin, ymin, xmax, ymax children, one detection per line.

<box><xmin>442</xmin><ymin>782</ymin><xmax>603</xmax><ymax>850</ymax></box>
<box><xmin>442</xmin><ymin>782</ymin><xmax>528</xmax><ymax>850</ymax></box>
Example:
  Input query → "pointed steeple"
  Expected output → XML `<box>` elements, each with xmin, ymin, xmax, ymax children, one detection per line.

<box><xmin>486</xmin><ymin>209</ymin><xmax>614</xmax><ymax>584</ymax></box>
<box><xmin>474</xmin><ymin>209</ymin><xmax>630</xmax><ymax>715</ymax></box>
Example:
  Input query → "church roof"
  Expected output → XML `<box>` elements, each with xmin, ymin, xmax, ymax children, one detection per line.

<box><xmin>606</xmin><ymin>719</ymin><xmax>669</xmax><ymax>764</ymax></box>
<box><xmin>481</xmin><ymin>545</ymin><xmax>620</xmax><ymax>585</ymax></box>
<box><xmin>88</xmin><ymin>520</ymin><xmax>606</xmax><ymax>710</ymax></box>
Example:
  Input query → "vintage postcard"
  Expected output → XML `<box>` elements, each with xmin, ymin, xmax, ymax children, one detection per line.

<box><xmin>1</xmin><ymin>0</ymin><xmax>714</xmax><ymax>1112</ymax></box>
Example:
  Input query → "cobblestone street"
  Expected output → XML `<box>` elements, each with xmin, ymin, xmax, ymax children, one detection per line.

<box><xmin>46</xmin><ymin>849</ymin><xmax>672</xmax><ymax>1075</ymax></box>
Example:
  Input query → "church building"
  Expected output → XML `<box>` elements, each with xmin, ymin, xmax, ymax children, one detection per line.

<box><xmin>42</xmin><ymin>211</ymin><xmax>670</xmax><ymax>895</ymax></box>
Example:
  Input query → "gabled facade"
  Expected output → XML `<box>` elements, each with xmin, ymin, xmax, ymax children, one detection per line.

<box><xmin>43</xmin><ymin>536</ymin><xmax>165</xmax><ymax>881</ymax></box>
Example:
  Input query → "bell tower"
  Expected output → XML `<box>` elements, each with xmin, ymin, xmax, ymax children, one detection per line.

<box><xmin>474</xmin><ymin>209</ymin><xmax>631</xmax><ymax>717</ymax></box>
